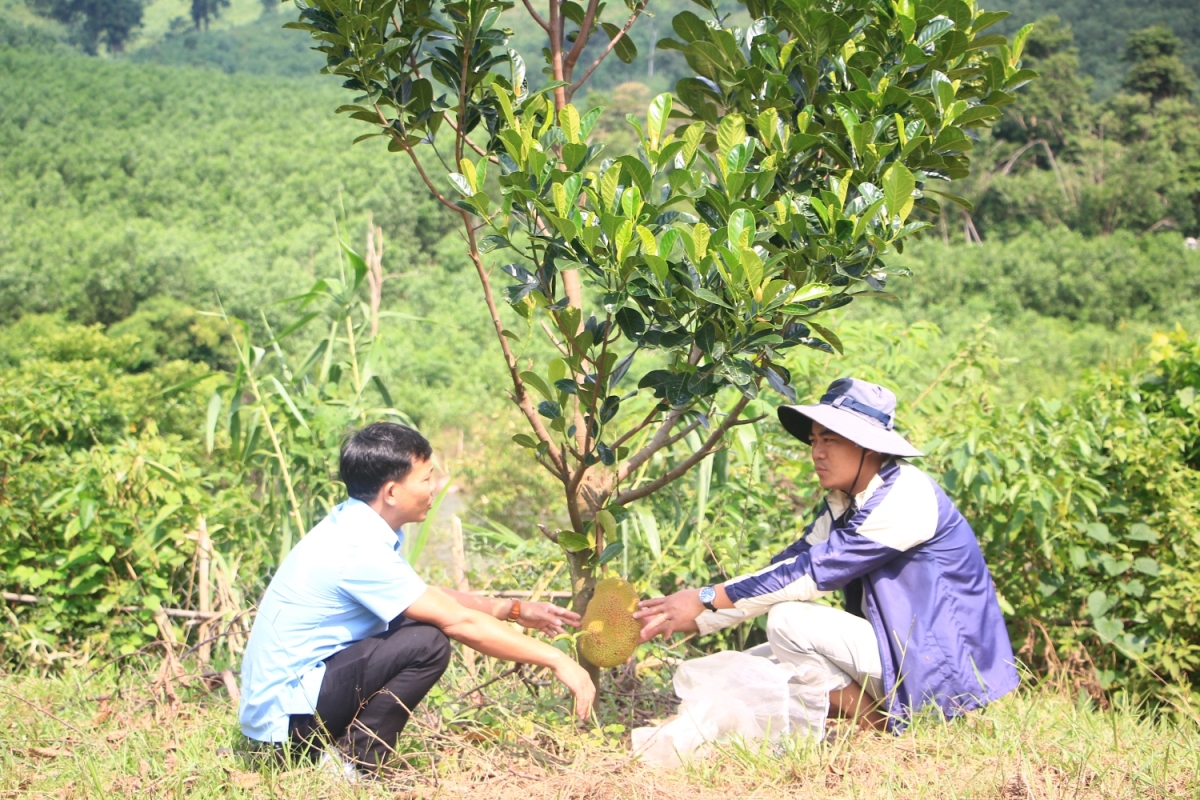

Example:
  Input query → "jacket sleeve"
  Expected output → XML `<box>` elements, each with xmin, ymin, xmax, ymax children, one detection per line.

<box><xmin>720</xmin><ymin>505</ymin><xmax>834</xmax><ymax>613</ymax></box>
<box><xmin>724</xmin><ymin>464</ymin><xmax>940</xmax><ymax>610</ymax></box>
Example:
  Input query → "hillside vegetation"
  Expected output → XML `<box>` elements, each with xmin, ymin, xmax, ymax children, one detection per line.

<box><xmin>0</xmin><ymin>45</ymin><xmax>450</xmax><ymax>325</ymax></box>
<box><xmin>2</xmin><ymin>0</ymin><xmax>1200</xmax><ymax>792</ymax></box>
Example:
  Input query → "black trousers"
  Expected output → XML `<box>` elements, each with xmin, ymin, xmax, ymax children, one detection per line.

<box><xmin>289</xmin><ymin>615</ymin><xmax>450</xmax><ymax>770</ymax></box>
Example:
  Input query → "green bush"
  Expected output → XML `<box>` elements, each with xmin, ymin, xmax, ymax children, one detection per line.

<box><xmin>0</xmin><ymin>318</ymin><xmax>262</xmax><ymax>665</ymax></box>
<box><xmin>920</xmin><ymin>329</ymin><xmax>1200</xmax><ymax>700</ymax></box>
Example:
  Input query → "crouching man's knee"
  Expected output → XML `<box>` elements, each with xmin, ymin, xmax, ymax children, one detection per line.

<box><xmin>413</xmin><ymin>623</ymin><xmax>453</xmax><ymax>674</ymax></box>
<box><xmin>766</xmin><ymin>601</ymin><xmax>822</xmax><ymax>656</ymax></box>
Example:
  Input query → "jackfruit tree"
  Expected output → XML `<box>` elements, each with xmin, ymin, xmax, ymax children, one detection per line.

<box><xmin>285</xmin><ymin>0</ymin><xmax>1033</xmax><ymax>680</ymax></box>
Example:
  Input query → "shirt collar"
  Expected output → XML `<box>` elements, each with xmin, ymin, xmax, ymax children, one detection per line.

<box><xmin>825</xmin><ymin>456</ymin><xmax>895</xmax><ymax>517</ymax></box>
<box><xmin>340</xmin><ymin>498</ymin><xmax>405</xmax><ymax>551</ymax></box>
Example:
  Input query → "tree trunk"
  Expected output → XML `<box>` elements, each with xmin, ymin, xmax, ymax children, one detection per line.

<box><xmin>564</xmin><ymin>465</ymin><xmax>614</xmax><ymax>686</ymax></box>
<box><xmin>566</xmin><ymin>548</ymin><xmax>599</xmax><ymax>685</ymax></box>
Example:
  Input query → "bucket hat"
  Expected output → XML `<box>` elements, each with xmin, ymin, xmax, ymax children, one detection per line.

<box><xmin>777</xmin><ymin>378</ymin><xmax>923</xmax><ymax>457</ymax></box>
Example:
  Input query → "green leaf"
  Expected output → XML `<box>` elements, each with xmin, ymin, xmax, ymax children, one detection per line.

<box><xmin>1093</xmin><ymin>616</ymin><xmax>1124</xmax><ymax>643</ymax></box>
<box><xmin>267</xmin><ymin>376</ymin><xmax>310</xmax><ymax>431</ymax></box>
<box><xmin>809</xmin><ymin>321</ymin><xmax>843</xmax><ymax>354</ymax></box>
<box><xmin>559</xmin><ymin>104</ymin><xmax>581</xmax><ymax>143</ymax></box>
<box><xmin>924</xmin><ymin>187</ymin><xmax>974</xmax><ymax>212</ymax></box>
<box><xmin>520</xmin><ymin>371</ymin><xmax>554</xmax><ymax>400</ymax></box>
<box><xmin>1009</xmin><ymin>22</ymin><xmax>1034</xmax><ymax>65</ymax></box>
<box><xmin>1087</xmin><ymin>589</ymin><xmax>1113</xmax><ymax>619</ymax></box>
<box><xmin>449</xmin><ymin>173</ymin><xmax>474</xmax><ymax>197</ymax></box>
<box><xmin>727</xmin><ymin>208</ymin><xmax>755</xmax><ymax>249</ymax></box>
<box><xmin>205</xmin><ymin>391</ymin><xmax>222</xmax><ymax>454</ymax></box>
<box><xmin>691</xmin><ymin>286</ymin><xmax>733</xmax><ymax>309</ymax></box>
<box><xmin>558</xmin><ymin>532</ymin><xmax>592</xmax><ymax>552</ymax></box>
<box><xmin>597</xmin><ymin>541</ymin><xmax>624</xmax><ymax>565</ymax></box>
<box><xmin>790</xmin><ymin>283</ymin><xmax>832</xmax><ymax>304</ymax></box>
<box><xmin>1133</xmin><ymin>557</ymin><xmax>1160</xmax><ymax>577</ymax></box>
<box><xmin>741</xmin><ymin>247</ymin><xmax>763</xmax><ymax>290</ymax></box>
<box><xmin>600</xmin><ymin>22</ymin><xmax>638</xmax><ymax>63</ymax></box>
<box><xmin>512</xmin><ymin>433</ymin><xmax>538</xmax><ymax>448</ymax></box>
<box><xmin>717</xmin><ymin>114</ymin><xmax>746</xmax><ymax>158</ymax></box>
<box><xmin>647</xmin><ymin>93</ymin><xmax>672</xmax><ymax>147</ymax></box>
<box><xmin>509</xmin><ymin>48</ymin><xmax>527</xmax><ymax>97</ymax></box>
<box><xmin>673</xmin><ymin>11</ymin><xmax>709</xmax><ymax>43</ymax></box>
<box><xmin>882</xmin><ymin>163</ymin><xmax>916</xmax><ymax>223</ymax></box>
<box><xmin>916</xmin><ymin>16</ymin><xmax>954</xmax><ymax>47</ymax></box>
<box><xmin>682</xmin><ymin>122</ymin><xmax>706</xmax><ymax>165</ymax></box>
<box><xmin>597</xmin><ymin>509</ymin><xmax>618</xmax><ymax>543</ymax></box>
<box><xmin>1086</xmin><ymin>522</ymin><xmax>1117</xmax><ymax>545</ymax></box>
<box><xmin>1126</xmin><ymin>523</ymin><xmax>1160</xmax><ymax>543</ymax></box>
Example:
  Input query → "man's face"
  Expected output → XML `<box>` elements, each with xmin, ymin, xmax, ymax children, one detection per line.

<box><xmin>381</xmin><ymin>457</ymin><xmax>437</xmax><ymax>526</ymax></box>
<box><xmin>809</xmin><ymin>421</ymin><xmax>866</xmax><ymax>493</ymax></box>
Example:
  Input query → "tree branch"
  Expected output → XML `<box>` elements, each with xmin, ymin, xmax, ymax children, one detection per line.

<box><xmin>548</xmin><ymin>0</ymin><xmax>567</xmax><ymax>111</ymax></box>
<box><xmin>563</xmin><ymin>0</ymin><xmax>601</xmax><ymax>76</ymax></box>
<box><xmin>567</xmin><ymin>4</ymin><xmax>644</xmax><ymax>101</ymax></box>
<box><xmin>613</xmin><ymin>395</ymin><xmax>751</xmax><ymax>506</ymax></box>
<box><xmin>444</xmin><ymin>117</ymin><xmax>499</xmax><ymax>164</ymax></box>
<box><xmin>617</xmin><ymin>406</ymin><xmax>684</xmax><ymax>481</ymax></box>
<box><xmin>540</xmin><ymin>320</ymin><xmax>572</xmax><ymax>357</ymax></box>
<box><xmin>520</xmin><ymin>0</ymin><xmax>550</xmax><ymax>32</ymax></box>
<box><xmin>610</xmin><ymin>406</ymin><xmax>661</xmax><ymax>450</ymax></box>
<box><xmin>461</xmin><ymin>220</ymin><xmax>568</xmax><ymax>478</ymax></box>
<box><xmin>377</xmin><ymin>108</ymin><xmax>458</xmax><ymax>212</ymax></box>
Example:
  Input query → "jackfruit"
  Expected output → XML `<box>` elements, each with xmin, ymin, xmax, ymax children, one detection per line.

<box><xmin>578</xmin><ymin>576</ymin><xmax>640</xmax><ymax>668</ymax></box>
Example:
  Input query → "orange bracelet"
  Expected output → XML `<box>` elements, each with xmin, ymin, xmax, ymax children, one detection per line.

<box><xmin>507</xmin><ymin>599</ymin><xmax>521</xmax><ymax>621</ymax></box>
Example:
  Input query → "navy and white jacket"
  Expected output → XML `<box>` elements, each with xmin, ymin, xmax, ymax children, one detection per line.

<box><xmin>701</xmin><ymin>458</ymin><xmax>1019</xmax><ymax>730</ymax></box>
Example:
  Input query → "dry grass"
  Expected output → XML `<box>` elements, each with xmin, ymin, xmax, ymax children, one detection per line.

<box><xmin>1</xmin><ymin>650</ymin><xmax>1198</xmax><ymax>800</ymax></box>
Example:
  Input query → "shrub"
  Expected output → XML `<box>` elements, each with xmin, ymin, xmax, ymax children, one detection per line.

<box><xmin>0</xmin><ymin>318</ymin><xmax>260</xmax><ymax>666</ymax></box>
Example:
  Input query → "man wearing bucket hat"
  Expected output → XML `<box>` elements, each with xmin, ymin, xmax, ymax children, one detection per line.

<box><xmin>635</xmin><ymin>378</ymin><xmax>1019</xmax><ymax>731</ymax></box>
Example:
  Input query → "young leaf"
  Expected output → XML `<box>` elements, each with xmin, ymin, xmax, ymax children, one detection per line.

<box><xmin>647</xmin><ymin>93</ymin><xmax>672</xmax><ymax>148</ymax></box>
<box><xmin>560</xmin><ymin>104</ymin><xmax>581</xmax><ymax>144</ymax></box>
<box><xmin>717</xmin><ymin>114</ymin><xmax>746</xmax><ymax>158</ymax></box>
<box><xmin>882</xmin><ymin>163</ymin><xmax>916</xmax><ymax>223</ymax></box>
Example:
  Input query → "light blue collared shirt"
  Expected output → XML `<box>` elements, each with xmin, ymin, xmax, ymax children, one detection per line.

<box><xmin>238</xmin><ymin>498</ymin><xmax>428</xmax><ymax>742</ymax></box>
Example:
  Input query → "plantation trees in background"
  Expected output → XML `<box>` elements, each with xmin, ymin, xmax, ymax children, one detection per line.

<box><xmin>952</xmin><ymin>18</ymin><xmax>1200</xmax><ymax>238</ymax></box>
<box><xmin>286</xmin><ymin>0</ymin><xmax>1029</xmax><ymax>677</ymax></box>
<box><xmin>27</xmin><ymin>0</ymin><xmax>143</xmax><ymax>53</ymax></box>
<box><xmin>1123</xmin><ymin>25</ymin><xmax>1195</xmax><ymax>103</ymax></box>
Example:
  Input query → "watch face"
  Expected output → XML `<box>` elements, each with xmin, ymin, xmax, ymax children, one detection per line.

<box><xmin>699</xmin><ymin>585</ymin><xmax>715</xmax><ymax>603</ymax></box>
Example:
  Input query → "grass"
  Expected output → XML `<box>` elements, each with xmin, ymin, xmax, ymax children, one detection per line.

<box><xmin>2</xmin><ymin>646</ymin><xmax>1198</xmax><ymax>800</ymax></box>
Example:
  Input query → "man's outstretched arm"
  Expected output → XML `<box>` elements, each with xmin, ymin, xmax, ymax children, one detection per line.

<box><xmin>633</xmin><ymin>584</ymin><xmax>736</xmax><ymax>642</ymax></box>
<box><xmin>403</xmin><ymin>587</ymin><xmax>594</xmax><ymax>719</ymax></box>
<box><xmin>438</xmin><ymin>588</ymin><xmax>580</xmax><ymax>635</ymax></box>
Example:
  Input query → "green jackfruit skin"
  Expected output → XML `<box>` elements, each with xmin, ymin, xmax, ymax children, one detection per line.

<box><xmin>578</xmin><ymin>577</ymin><xmax>640</xmax><ymax>669</ymax></box>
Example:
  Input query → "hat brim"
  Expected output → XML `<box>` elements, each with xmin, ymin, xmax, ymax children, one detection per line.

<box><xmin>777</xmin><ymin>404</ymin><xmax>924</xmax><ymax>458</ymax></box>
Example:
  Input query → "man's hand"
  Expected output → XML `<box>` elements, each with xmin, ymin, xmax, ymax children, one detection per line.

<box><xmin>633</xmin><ymin>589</ymin><xmax>704</xmax><ymax>643</ymax></box>
<box><xmin>516</xmin><ymin>601</ymin><xmax>580</xmax><ymax>636</ymax></box>
<box><xmin>550</xmin><ymin>653</ymin><xmax>595</xmax><ymax>720</ymax></box>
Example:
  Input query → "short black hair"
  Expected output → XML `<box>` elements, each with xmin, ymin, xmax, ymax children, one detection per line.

<box><xmin>339</xmin><ymin>422</ymin><xmax>433</xmax><ymax>501</ymax></box>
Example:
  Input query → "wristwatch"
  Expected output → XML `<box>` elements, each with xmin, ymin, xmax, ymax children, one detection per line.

<box><xmin>698</xmin><ymin>585</ymin><xmax>717</xmax><ymax>612</ymax></box>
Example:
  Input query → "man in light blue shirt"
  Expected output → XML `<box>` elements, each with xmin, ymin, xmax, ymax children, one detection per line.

<box><xmin>239</xmin><ymin>422</ymin><xmax>593</xmax><ymax>771</ymax></box>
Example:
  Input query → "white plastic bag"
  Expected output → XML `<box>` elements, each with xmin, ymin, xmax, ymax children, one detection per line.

<box><xmin>632</xmin><ymin>646</ymin><xmax>835</xmax><ymax>768</ymax></box>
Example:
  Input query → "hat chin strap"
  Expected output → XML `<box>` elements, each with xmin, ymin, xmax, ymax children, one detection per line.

<box><xmin>841</xmin><ymin>446</ymin><xmax>867</xmax><ymax>510</ymax></box>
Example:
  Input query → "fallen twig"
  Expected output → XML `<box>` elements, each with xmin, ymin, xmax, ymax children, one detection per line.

<box><xmin>1</xmin><ymin>689</ymin><xmax>89</xmax><ymax>740</ymax></box>
<box><xmin>458</xmin><ymin>665</ymin><xmax>523</xmax><ymax>699</ymax></box>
